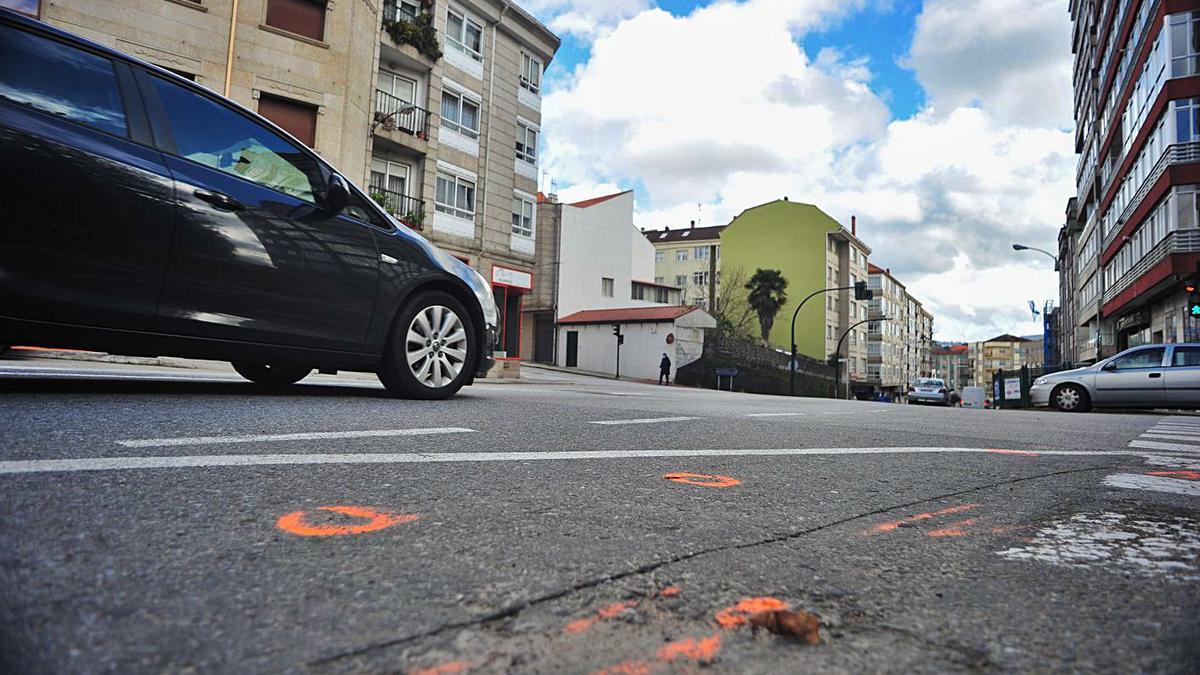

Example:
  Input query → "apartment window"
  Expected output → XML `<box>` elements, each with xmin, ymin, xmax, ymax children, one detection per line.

<box><xmin>674</xmin><ymin>274</ymin><xmax>687</xmax><ymax>287</ymax></box>
<box><xmin>676</xmin><ymin>249</ymin><xmax>688</xmax><ymax>262</ymax></box>
<box><xmin>827</xmin><ymin>265</ymin><xmax>834</xmax><ymax>281</ymax></box>
<box><xmin>827</xmin><ymin>325</ymin><xmax>833</xmax><ymax>339</ymax></box>
<box><xmin>386</xmin><ymin>0</ymin><xmax>420</xmax><ymax>23</ymax></box>
<box><xmin>446</xmin><ymin>7</ymin><xmax>483</xmax><ymax>61</ymax></box>
<box><xmin>265</xmin><ymin>0</ymin><xmax>326</xmax><ymax>42</ymax></box>
<box><xmin>602</xmin><ymin>277</ymin><xmax>614</xmax><ymax>297</ymax></box>
<box><xmin>521</xmin><ymin>53</ymin><xmax>542</xmax><ymax>94</ymax></box>
<box><xmin>694</xmin><ymin>246</ymin><xmax>709</xmax><ymax>260</ymax></box>
<box><xmin>655</xmin><ymin>251</ymin><xmax>665</xmax><ymax>263</ymax></box>
<box><xmin>0</xmin><ymin>0</ymin><xmax>39</xmax><ymax>16</ymax></box>
<box><xmin>258</xmin><ymin>94</ymin><xmax>317</xmax><ymax>147</ymax></box>
<box><xmin>827</xmin><ymin>297</ymin><xmax>833</xmax><ymax>310</ymax></box>
<box><xmin>370</xmin><ymin>158</ymin><xmax>409</xmax><ymax>196</ymax></box>
<box><xmin>516</xmin><ymin>122</ymin><xmax>538</xmax><ymax>165</ymax></box>
<box><xmin>1171</xmin><ymin>12</ymin><xmax>1200</xmax><ymax>77</ymax></box>
<box><xmin>441</xmin><ymin>86</ymin><xmax>480</xmax><ymax>139</ymax></box>
<box><xmin>435</xmin><ymin>172</ymin><xmax>475</xmax><ymax>220</ymax></box>
<box><xmin>692</xmin><ymin>271</ymin><xmax>708</xmax><ymax>286</ymax></box>
<box><xmin>511</xmin><ymin>196</ymin><xmax>534</xmax><ymax>238</ymax></box>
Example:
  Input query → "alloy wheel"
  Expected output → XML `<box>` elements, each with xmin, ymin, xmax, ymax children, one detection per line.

<box><xmin>1055</xmin><ymin>386</ymin><xmax>1080</xmax><ymax>411</ymax></box>
<box><xmin>405</xmin><ymin>305</ymin><xmax>469</xmax><ymax>389</ymax></box>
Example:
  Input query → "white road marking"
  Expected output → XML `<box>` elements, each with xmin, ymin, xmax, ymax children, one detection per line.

<box><xmin>745</xmin><ymin>412</ymin><xmax>805</xmax><ymax>417</ymax></box>
<box><xmin>1141</xmin><ymin>454</ymin><xmax>1200</xmax><ymax>469</ymax></box>
<box><xmin>0</xmin><ymin>446</ymin><xmax>1142</xmax><ymax>475</ymax></box>
<box><xmin>1140</xmin><ymin>434</ymin><xmax>1200</xmax><ymax>442</ymax></box>
<box><xmin>588</xmin><ymin>417</ymin><xmax>700</xmax><ymax>426</ymax></box>
<box><xmin>116</xmin><ymin>427</ymin><xmax>476</xmax><ymax>448</ymax></box>
<box><xmin>1129</xmin><ymin>439</ymin><xmax>1200</xmax><ymax>453</ymax></box>
<box><xmin>1102</xmin><ymin>473</ymin><xmax>1200</xmax><ymax>497</ymax></box>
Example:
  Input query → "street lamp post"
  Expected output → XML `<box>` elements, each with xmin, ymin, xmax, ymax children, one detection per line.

<box><xmin>835</xmin><ymin>316</ymin><xmax>887</xmax><ymax>399</ymax></box>
<box><xmin>790</xmin><ymin>285</ymin><xmax>854</xmax><ymax>396</ymax></box>
<box><xmin>1011</xmin><ymin>243</ymin><xmax>1059</xmax><ymax>271</ymax></box>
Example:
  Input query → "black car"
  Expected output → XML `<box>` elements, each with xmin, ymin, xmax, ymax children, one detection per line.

<box><xmin>0</xmin><ymin>10</ymin><xmax>497</xmax><ymax>399</ymax></box>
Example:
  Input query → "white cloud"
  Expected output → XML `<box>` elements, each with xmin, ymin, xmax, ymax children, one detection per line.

<box><xmin>521</xmin><ymin>0</ymin><xmax>653</xmax><ymax>38</ymax></box>
<box><xmin>538</xmin><ymin>0</ymin><xmax>1074</xmax><ymax>342</ymax></box>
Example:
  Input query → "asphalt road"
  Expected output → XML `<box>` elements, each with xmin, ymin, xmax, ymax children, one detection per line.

<box><xmin>1</xmin><ymin>355</ymin><xmax>1198</xmax><ymax>674</ymax></box>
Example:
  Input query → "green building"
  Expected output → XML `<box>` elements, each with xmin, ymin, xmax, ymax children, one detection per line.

<box><xmin>721</xmin><ymin>200</ymin><xmax>873</xmax><ymax>368</ymax></box>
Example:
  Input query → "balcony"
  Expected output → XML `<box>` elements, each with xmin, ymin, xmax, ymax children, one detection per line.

<box><xmin>373</xmin><ymin>89</ymin><xmax>429</xmax><ymax>140</ymax></box>
<box><xmin>381</xmin><ymin>0</ymin><xmax>441</xmax><ymax>63</ymax></box>
<box><xmin>368</xmin><ymin>183</ymin><xmax>425</xmax><ymax>231</ymax></box>
<box><xmin>1103</xmin><ymin>142</ymin><xmax>1200</xmax><ymax>251</ymax></box>
<box><xmin>1101</xmin><ymin>228</ymin><xmax>1200</xmax><ymax>305</ymax></box>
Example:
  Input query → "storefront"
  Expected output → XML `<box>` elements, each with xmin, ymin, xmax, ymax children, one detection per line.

<box><xmin>490</xmin><ymin>264</ymin><xmax>532</xmax><ymax>359</ymax></box>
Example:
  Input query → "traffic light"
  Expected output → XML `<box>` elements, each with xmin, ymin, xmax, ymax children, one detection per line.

<box><xmin>854</xmin><ymin>280</ymin><xmax>873</xmax><ymax>301</ymax></box>
<box><xmin>1187</xmin><ymin>279</ymin><xmax>1200</xmax><ymax>317</ymax></box>
<box><xmin>612</xmin><ymin>324</ymin><xmax>621</xmax><ymax>336</ymax></box>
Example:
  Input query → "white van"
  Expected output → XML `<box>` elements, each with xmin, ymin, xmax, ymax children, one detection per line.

<box><xmin>960</xmin><ymin>386</ymin><xmax>987</xmax><ymax>409</ymax></box>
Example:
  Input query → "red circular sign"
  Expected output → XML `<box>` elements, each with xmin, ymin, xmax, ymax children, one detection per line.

<box><xmin>666</xmin><ymin>333</ymin><xmax>675</xmax><ymax>344</ymax></box>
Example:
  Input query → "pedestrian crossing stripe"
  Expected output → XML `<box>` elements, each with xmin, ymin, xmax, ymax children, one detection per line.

<box><xmin>1102</xmin><ymin>473</ymin><xmax>1200</xmax><ymax>497</ymax></box>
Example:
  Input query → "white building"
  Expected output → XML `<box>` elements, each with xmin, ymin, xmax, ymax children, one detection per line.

<box><xmin>556</xmin><ymin>306</ymin><xmax>715</xmax><ymax>380</ymax></box>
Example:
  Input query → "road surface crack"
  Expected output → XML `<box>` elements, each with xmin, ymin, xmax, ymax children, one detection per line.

<box><xmin>308</xmin><ymin>464</ymin><xmax>1118</xmax><ymax>667</ymax></box>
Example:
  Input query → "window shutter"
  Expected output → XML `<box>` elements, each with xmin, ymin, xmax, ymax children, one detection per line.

<box><xmin>266</xmin><ymin>0</ymin><xmax>326</xmax><ymax>41</ymax></box>
<box><xmin>258</xmin><ymin>94</ymin><xmax>318</xmax><ymax>147</ymax></box>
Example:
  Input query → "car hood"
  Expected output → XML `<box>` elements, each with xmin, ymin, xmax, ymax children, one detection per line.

<box><xmin>1043</xmin><ymin>366</ymin><xmax>1093</xmax><ymax>380</ymax></box>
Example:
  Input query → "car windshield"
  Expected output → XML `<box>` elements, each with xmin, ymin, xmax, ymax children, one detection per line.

<box><xmin>915</xmin><ymin>379</ymin><xmax>944</xmax><ymax>387</ymax></box>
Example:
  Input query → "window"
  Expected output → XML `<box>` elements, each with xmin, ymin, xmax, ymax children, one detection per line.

<box><xmin>516</xmin><ymin>122</ymin><xmax>538</xmax><ymax>165</ymax></box>
<box><xmin>676</xmin><ymin>250</ymin><xmax>688</xmax><ymax>262</ymax></box>
<box><xmin>1173</xmin><ymin>346</ymin><xmax>1200</xmax><ymax>366</ymax></box>
<box><xmin>674</xmin><ymin>275</ymin><xmax>687</xmax><ymax>287</ymax></box>
<box><xmin>1108</xmin><ymin>348</ymin><xmax>1165</xmax><ymax>370</ymax></box>
<box><xmin>370</xmin><ymin>158</ymin><xmax>409</xmax><ymax>197</ymax></box>
<box><xmin>441</xmin><ymin>86</ymin><xmax>480</xmax><ymax>139</ymax></box>
<box><xmin>694</xmin><ymin>246</ymin><xmax>710</xmax><ymax>260</ymax></box>
<box><xmin>826</xmin><ymin>325</ymin><xmax>833</xmax><ymax>339</ymax></box>
<box><xmin>1171</xmin><ymin>11</ymin><xmax>1200</xmax><ymax>77</ymax></box>
<box><xmin>386</xmin><ymin>0</ymin><xmax>420</xmax><ymax>23</ymax></box>
<box><xmin>258</xmin><ymin>94</ymin><xmax>317</xmax><ymax>147</ymax></box>
<box><xmin>446</xmin><ymin>7</ymin><xmax>483</xmax><ymax>60</ymax></box>
<box><xmin>0</xmin><ymin>24</ymin><xmax>126</xmax><ymax>137</ymax></box>
<box><xmin>692</xmin><ymin>271</ymin><xmax>708</xmax><ymax>286</ymax></box>
<box><xmin>151</xmin><ymin>76</ymin><xmax>322</xmax><ymax>203</ymax></box>
<box><xmin>512</xmin><ymin>196</ymin><xmax>534</xmax><ymax>238</ymax></box>
<box><xmin>435</xmin><ymin>172</ymin><xmax>475</xmax><ymax>220</ymax></box>
<box><xmin>0</xmin><ymin>0</ymin><xmax>39</xmax><ymax>16</ymax></box>
<box><xmin>655</xmin><ymin>251</ymin><xmax>665</xmax><ymax>263</ymax></box>
<box><xmin>602</xmin><ymin>277</ymin><xmax>614</xmax><ymax>297</ymax></box>
<box><xmin>521</xmin><ymin>53</ymin><xmax>542</xmax><ymax>94</ymax></box>
<box><xmin>265</xmin><ymin>0</ymin><xmax>326</xmax><ymax>42</ymax></box>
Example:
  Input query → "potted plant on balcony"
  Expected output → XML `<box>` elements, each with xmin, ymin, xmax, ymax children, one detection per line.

<box><xmin>400</xmin><ymin>209</ymin><xmax>425</xmax><ymax>231</ymax></box>
<box><xmin>382</xmin><ymin>4</ymin><xmax>442</xmax><ymax>61</ymax></box>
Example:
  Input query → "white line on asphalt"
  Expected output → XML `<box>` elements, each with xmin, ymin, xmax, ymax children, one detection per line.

<box><xmin>116</xmin><ymin>427</ymin><xmax>476</xmax><ymax>448</ymax></box>
<box><xmin>1139</xmin><ymin>434</ymin><xmax>1200</xmax><ymax>442</ymax></box>
<box><xmin>1128</xmin><ymin>439</ymin><xmax>1200</xmax><ymax>453</ymax></box>
<box><xmin>1102</xmin><ymin>473</ymin><xmax>1200</xmax><ymax>497</ymax></box>
<box><xmin>0</xmin><ymin>446</ymin><xmax>1146</xmax><ymax>475</ymax></box>
<box><xmin>745</xmin><ymin>412</ymin><xmax>805</xmax><ymax>417</ymax></box>
<box><xmin>588</xmin><ymin>417</ymin><xmax>700</xmax><ymax>426</ymax></box>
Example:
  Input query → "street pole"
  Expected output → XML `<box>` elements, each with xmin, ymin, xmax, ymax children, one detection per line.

<box><xmin>1011</xmin><ymin>243</ymin><xmax>1059</xmax><ymax>271</ymax></box>
<box><xmin>835</xmin><ymin>317</ymin><xmax>886</xmax><ymax>399</ymax></box>
<box><xmin>790</xmin><ymin>285</ymin><xmax>854</xmax><ymax>396</ymax></box>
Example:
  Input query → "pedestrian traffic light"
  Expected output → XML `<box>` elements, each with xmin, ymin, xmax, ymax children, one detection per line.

<box><xmin>1187</xmin><ymin>279</ymin><xmax>1200</xmax><ymax>317</ymax></box>
<box><xmin>618</xmin><ymin>335</ymin><xmax>625</xmax><ymax>345</ymax></box>
<box><xmin>854</xmin><ymin>280</ymin><xmax>873</xmax><ymax>301</ymax></box>
<box><xmin>612</xmin><ymin>324</ymin><xmax>621</xmax><ymax>336</ymax></box>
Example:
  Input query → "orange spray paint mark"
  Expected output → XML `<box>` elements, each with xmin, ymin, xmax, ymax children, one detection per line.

<box><xmin>863</xmin><ymin>503</ymin><xmax>981</xmax><ymax>536</ymax></box>
<box><xmin>714</xmin><ymin>597</ymin><xmax>790</xmax><ymax>629</ymax></box>
<box><xmin>565</xmin><ymin>600</ymin><xmax>638</xmax><ymax>634</ymax></box>
<box><xmin>591</xmin><ymin>661</ymin><xmax>654</xmax><ymax>675</ymax></box>
<box><xmin>1148</xmin><ymin>470</ymin><xmax>1200</xmax><ymax>480</ymax></box>
<box><xmin>656</xmin><ymin>634</ymin><xmax>722</xmax><ymax>663</ymax></box>
<box><xmin>987</xmin><ymin>449</ymin><xmax>1039</xmax><ymax>456</ymax></box>
<box><xmin>663</xmin><ymin>472</ymin><xmax>741</xmax><ymax>488</ymax></box>
<box><xmin>276</xmin><ymin>506</ymin><xmax>418</xmax><ymax>537</ymax></box>
<box><xmin>408</xmin><ymin>661</ymin><xmax>472</xmax><ymax>675</ymax></box>
<box><xmin>657</xmin><ymin>586</ymin><xmax>681</xmax><ymax>598</ymax></box>
<box><xmin>927</xmin><ymin>518</ymin><xmax>977</xmax><ymax>537</ymax></box>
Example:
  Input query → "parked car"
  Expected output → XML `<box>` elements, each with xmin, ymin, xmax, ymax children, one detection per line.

<box><xmin>0</xmin><ymin>11</ymin><xmax>496</xmax><ymax>399</ymax></box>
<box><xmin>959</xmin><ymin>386</ymin><xmax>987</xmax><ymax>409</ymax></box>
<box><xmin>1030</xmin><ymin>343</ymin><xmax>1200</xmax><ymax>412</ymax></box>
<box><xmin>906</xmin><ymin>377</ymin><xmax>952</xmax><ymax>406</ymax></box>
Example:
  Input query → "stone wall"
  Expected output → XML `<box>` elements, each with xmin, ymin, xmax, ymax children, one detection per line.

<box><xmin>676</xmin><ymin>334</ymin><xmax>835</xmax><ymax>397</ymax></box>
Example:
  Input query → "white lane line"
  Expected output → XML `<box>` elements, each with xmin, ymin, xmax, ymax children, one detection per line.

<box><xmin>1103</xmin><ymin>473</ymin><xmax>1200</xmax><ymax>497</ymax></box>
<box><xmin>745</xmin><ymin>412</ymin><xmax>805</xmax><ymax>417</ymax></box>
<box><xmin>0</xmin><ymin>446</ymin><xmax>1143</xmax><ymax>475</ymax></box>
<box><xmin>588</xmin><ymin>417</ymin><xmax>700</xmax><ymax>426</ymax></box>
<box><xmin>1140</xmin><ymin>434</ymin><xmax>1200</xmax><ymax>442</ymax></box>
<box><xmin>116</xmin><ymin>427</ymin><xmax>476</xmax><ymax>448</ymax></box>
<box><xmin>1129</xmin><ymin>440</ymin><xmax>1200</xmax><ymax>453</ymax></box>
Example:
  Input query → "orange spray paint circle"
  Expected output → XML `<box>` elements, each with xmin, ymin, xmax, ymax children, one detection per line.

<box><xmin>276</xmin><ymin>506</ymin><xmax>418</xmax><ymax>537</ymax></box>
<box><xmin>714</xmin><ymin>597</ymin><xmax>790</xmax><ymax>629</ymax></box>
<box><xmin>663</xmin><ymin>472</ymin><xmax>741</xmax><ymax>488</ymax></box>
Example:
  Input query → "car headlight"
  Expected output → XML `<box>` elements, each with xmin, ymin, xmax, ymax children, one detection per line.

<box><xmin>468</xmin><ymin>267</ymin><xmax>499</xmax><ymax>327</ymax></box>
<box><xmin>1033</xmin><ymin>377</ymin><xmax>1048</xmax><ymax>386</ymax></box>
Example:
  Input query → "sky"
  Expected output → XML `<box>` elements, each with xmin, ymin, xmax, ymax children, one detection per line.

<box><xmin>521</xmin><ymin>0</ymin><xmax>1075</xmax><ymax>343</ymax></box>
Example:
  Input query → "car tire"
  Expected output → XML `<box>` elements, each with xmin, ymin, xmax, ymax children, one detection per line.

<box><xmin>377</xmin><ymin>290</ymin><xmax>476</xmax><ymax>400</ymax></box>
<box><xmin>1051</xmin><ymin>383</ymin><xmax>1091</xmax><ymax>413</ymax></box>
<box><xmin>231</xmin><ymin>361</ymin><xmax>311</xmax><ymax>386</ymax></box>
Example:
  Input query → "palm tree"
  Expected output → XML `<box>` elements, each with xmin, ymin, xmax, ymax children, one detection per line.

<box><xmin>745</xmin><ymin>269</ymin><xmax>788</xmax><ymax>347</ymax></box>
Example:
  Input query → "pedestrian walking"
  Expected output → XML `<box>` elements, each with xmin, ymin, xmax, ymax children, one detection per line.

<box><xmin>658</xmin><ymin>353</ymin><xmax>672</xmax><ymax>385</ymax></box>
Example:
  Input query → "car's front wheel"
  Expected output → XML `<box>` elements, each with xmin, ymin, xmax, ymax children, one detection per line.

<box><xmin>231</xmin><ymin>361</ymin><xmax>311</xmax><ymax>386</ymax></box>
<box><xmin>378</xmin><ymin>291</ymin><xmax>475</xmax><ymax>400</ymax></box>
<box><xmin>1051</xmin><ymin>383</ymin><xmax>1091</xmax><ymax>413</ymax></box>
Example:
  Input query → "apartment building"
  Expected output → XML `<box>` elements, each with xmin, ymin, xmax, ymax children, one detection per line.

<box><xmin>969</xmin><ymin>334</ymin><xmax>1034</xmax><ymax>387</ymax></box>
<box><xmin>19</xmin><ymin>0</ymin><xmax>560</xmax><ymax>370</ymax></box>
<box><xmin>865</xmin><ymin>264</ymin><xmax>935</xmax><ymax>397</ymax></box>
<box><xmin>1065</xmin><ymin>0</ymin><xmax>1200</xmax><ymax>363</ymax></box>
<box><xmin>932</xmin><ymin>344</ymin><xmax>972</xmax><ymax>392</ymax></box>
<box><xmin>719</xmin><ymin>200</ymin><xmax>871</xmax><ymax>382</ymax></box>
<box><xmin>641</xmin><ymin>223</ymin><xmax>726</xmax><ymax>309</ymax></box>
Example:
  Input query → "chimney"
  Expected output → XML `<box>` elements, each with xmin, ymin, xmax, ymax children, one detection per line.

<box><xmin>783</xmin><ymin>196</ymin><xmax>788</xmax><ymax>201</ymax></box>
<box><xmin>690</xmin><ymin>220</ymin><xmax>695</xmax><ymax>229</ymax></box>
<box><xmin>851</xmin><ymin>215</ymin><xmax>857</xmax><ymax>236</ymax></box>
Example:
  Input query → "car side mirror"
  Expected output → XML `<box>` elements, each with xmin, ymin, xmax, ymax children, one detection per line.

<box><xmin>323</xmin><ymin>174</ymin><xmax>350</xmax><ymax>213</ymax></box>
<box><xmin>1101</xmin><ymin>361</ymin><xmax>1116</xmax><ymax>371</ymax></box>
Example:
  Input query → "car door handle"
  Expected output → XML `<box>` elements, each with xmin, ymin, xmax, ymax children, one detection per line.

<box><xmin>193</xmin><ymin>189</ymin><xmax>244</xmax><ymax>211</ymax></box>
<box><xmin>1149</xmin><ymin>372</ymin><xmax>1162</xmax><ymax>378</ymax></box>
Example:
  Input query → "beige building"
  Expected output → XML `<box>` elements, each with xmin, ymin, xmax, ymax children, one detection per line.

<box><xmin>826</xmin><ymin>228</ymin><xmax>871</xmax><ymax>389</ymax></box>
<box><xmin>23</xmin><ymin>0</ymin><xmax>559</xmax><ymax>366</ymax></box>
<box><xmin>968</xmin><ymin>334</ymin><xmax>1036</xmax><ymax>388</ymax></box>
<box><xmin>641</xmin><ymin>223</ymin><xmax>725</xmax><ymax>309</ymax></box>
<box><xmin>866</xmin><ymin>264</ymin><xmax>935</xmax><ymax>396</ymax></box>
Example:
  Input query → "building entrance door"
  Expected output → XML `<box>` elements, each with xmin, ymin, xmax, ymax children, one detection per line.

<box><xmin>534</xmin><ymin>314</ymin><xmax>554</xmax><ymax>363</ymax></box>
<box><xmin>565</xmin><ymin>331</ymin><xmax>579</xmax><ymax>367</ymax></box>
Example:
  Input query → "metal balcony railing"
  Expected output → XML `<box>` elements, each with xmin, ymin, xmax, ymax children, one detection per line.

<box><xmin>1101</xmin><ymin>228</ymin><xmax>1200</xmax><ymax>304</ymax></box>
<box><xmin>367</xmin><ymin>183</ymin><xmax>425</xmax><ymax>230</ymax></box>
<box><xmin>1103</xmin><ymin>142</ymin><xmax>1200</xmax><ymax>250</ymax></box>
<box><xmin>373</xmin><ymin>89</ymin><xmax>429</xmax><ymax>139</ymax></box>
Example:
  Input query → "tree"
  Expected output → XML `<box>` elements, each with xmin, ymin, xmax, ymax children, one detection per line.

<box><xmin>745</xmin><ymin>269</ymin><xmax>788</xmax><ymax>347</ymax></box>
<box><xmin>694</xmin><ymin>267</ymin><xmax>757</xmax><ymax>341</ymax></box>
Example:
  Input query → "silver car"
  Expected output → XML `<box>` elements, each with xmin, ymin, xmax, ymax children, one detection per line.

<box><xmin>907</xmin><ymin>377</ymin><xmax>951</xmax><ymax>406</ymax></box>
<box><xmin>1030</xmin><ymin>343</ymin><xmax>1200</xmax><ymax>412</ymax></box>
